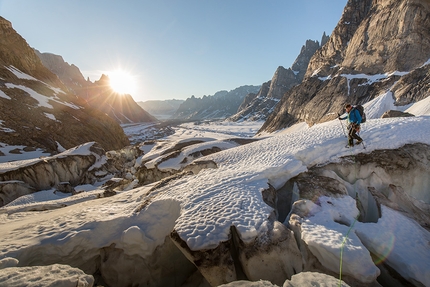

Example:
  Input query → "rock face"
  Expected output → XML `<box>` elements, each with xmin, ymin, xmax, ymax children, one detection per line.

<box><xmin>305</xmin><ymin>0</ymin><xmax>430</xmax><ymax>76</ymax></box>
<box><xmin>36</xmin><ymin>51</ymin><xmax>156</xmax><ymax>124</ymax></box>
<box><xmin>260</xmin><ymin>0</ymin><xmax>430</xmax><ymax>133</ymax></box>
<box><xmin>228</xmin><ymin>81</ymin><xmax>278</xmax><ymax>122</ymax></box>
<box><xmin>172</xmin><ymin>86</ymin><xmax>260</xmax><ymax>121</ymax></box>
<box><xmin>0</xmin><ymin>16</ymin><xmax>129</xmax><ymax>153</ymax></box>
<box><xmin>228</xmin><ymin>38</ymin><xmax>323</xmax><ymax>122</ymax></box>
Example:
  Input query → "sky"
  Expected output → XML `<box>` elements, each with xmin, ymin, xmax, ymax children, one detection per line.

<box><xmin>0</xmin><ymin>0</ymin><xmax>347</xmax><ymax>102</ymax></box>
<box><xmin>1</xmin><ymin>93</ymin><xmax>430</xmax><ymax>286</ymax></box>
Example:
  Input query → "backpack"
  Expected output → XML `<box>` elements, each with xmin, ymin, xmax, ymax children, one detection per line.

<box><xmin>354</xmin><ymin>104</ymin><xmax>366</xmax><ymax>123</ymax></box>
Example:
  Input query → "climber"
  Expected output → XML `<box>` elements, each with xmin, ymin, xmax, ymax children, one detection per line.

<box><xmin>338</xmin><ymin>104</ymin><xmax>363</xmax><ymax>147</ymax></box>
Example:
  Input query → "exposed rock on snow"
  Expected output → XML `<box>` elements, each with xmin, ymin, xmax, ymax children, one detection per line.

<box><xmin>282</xmin><ymin>272</ymin><xmax>350</xmax><ymax>287</ymax></box>
<box><xmin>381</xmin><ymin>110</ymin><xmax>415</xmax><ymax>118</ymax></box>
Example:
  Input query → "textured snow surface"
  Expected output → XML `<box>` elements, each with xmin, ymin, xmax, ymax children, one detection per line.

<box><xmin>149</xmin><ymin>116</ymin><xmax>430</xmax><ymax>251</ymax></box>
<box><xmin>1</xmin><ymin>98</ymin><xmax>430</xmax><ymax>286</ymax></box>
<box><xmin>0</xmin><ymin>263</ymin><xmax>94</xmax><ymax>287</ymax></box>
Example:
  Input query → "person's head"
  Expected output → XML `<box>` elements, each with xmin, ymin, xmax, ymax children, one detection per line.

<box><xmin>345</xmin><ymin>104</ymin><xmax>352</xmax><ymax>112</ymax></box>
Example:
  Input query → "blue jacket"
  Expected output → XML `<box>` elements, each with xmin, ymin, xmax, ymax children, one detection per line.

<box><xmin>340</xmin><ymin>107</ymin><xmax>362</xmax><ymax>125</ymax></box>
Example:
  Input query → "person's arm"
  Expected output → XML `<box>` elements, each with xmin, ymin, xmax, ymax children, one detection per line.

<box><xmin>338</xmin><ymin>113</ymin><xmax>347</xmax><ymax>120</ymax></box>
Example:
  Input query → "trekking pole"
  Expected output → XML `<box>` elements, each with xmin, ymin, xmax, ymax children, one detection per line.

<box><xmin>337</xmin><ymin>113</ymin><xmax>347</xmax><ymax>138</ymax></box>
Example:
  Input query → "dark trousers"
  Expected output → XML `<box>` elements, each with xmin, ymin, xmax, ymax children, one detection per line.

<box><xmin>348</xmin><ymin>125</ymin><xmax>363</xmax><ymax>146</ymax></box>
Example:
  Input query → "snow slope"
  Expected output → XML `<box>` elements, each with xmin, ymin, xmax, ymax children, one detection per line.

<box><xmin>0</xmin><ymin>96</ymin><xmax>430</xmax><ymax>286</ymax></box>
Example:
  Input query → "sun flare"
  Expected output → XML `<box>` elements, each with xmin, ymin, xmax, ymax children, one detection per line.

<box><xmin>108</xmin><ymin>70</ymin><xmax>136</xmax><ymax>95</ymax></box>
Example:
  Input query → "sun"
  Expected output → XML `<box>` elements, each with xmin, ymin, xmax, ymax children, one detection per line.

<box><xmin>108</xmin><ymin>70</ymin><xmax>136</xmax><ymax>95</ymax></box>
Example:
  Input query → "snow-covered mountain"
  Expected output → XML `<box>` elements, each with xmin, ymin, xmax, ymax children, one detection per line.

<box><xmin>0</xmin><ymin>16</ymin><xmax>130</xmax><ymax>154</ymax></box>
<box><xmin>260</xmin><ymin>0</ymin><xmax>430</xmax><ymax>133</ymax></box>
<box><xmin>0</xmin><ymin>92</ymin><xmax>429</xmax><ymax>286</ymax></box>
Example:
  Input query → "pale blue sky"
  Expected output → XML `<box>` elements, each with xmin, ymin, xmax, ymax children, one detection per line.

<box><xmin>0</xmin><ymin>0</ymin><xmax>347</xmax><ymax>102</ymax></box>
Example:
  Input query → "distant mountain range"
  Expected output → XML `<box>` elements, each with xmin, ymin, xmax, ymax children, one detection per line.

<box><xmin>137</xmin><ymin>99</ymin><xmax>184</xmax><ymax>120</ymax></box>
<box><xmin>147</xmin><ymin>34</ymin><xmax>329</xmax><ymax>123</ymax></box>
<box><xmin>171</xmin><ymin>86</ymin><xmax>261</xmax><ymax>121</ymax></box>
<box><xmin>228</xmin><ymin>36</ymin><xmax>329</xmax><ymax>122</ymax></box>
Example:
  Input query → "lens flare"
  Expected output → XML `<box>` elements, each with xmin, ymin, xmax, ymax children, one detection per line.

<box><xmin>108</xmin><ymin>70</ymin><xmax>136</xmax><ymax>95</ymax></box>
<box><xmin>372</xmin><ymin>233</ymin><xmax>395</xmax><ymax>265</ymax></box>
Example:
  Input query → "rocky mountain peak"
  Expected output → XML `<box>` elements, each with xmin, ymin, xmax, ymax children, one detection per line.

<box><xmin>96</xmin><ymin>74</ymin><xmax>110</xmax><ymax>84</ymax></box>
<box><xmin>0</xmin><ymin>16</ymin><xmax>60</xmax><ymax>85</ymax></box>
<box><xmin>291</xmin><ymin>39</ymin><xmax>321</xmax><ymax>82</ymax></box>
<box><xmin>266</xmin><ymin>66</ymin><xmax>298</xmax><ymax>99</ymax></box>
<box><xmin>320</xmin><ymin>31</ymin><xmax>329</xmax><ymax>47</ymax></box>
<box><xmin>305</xmin><ymin>0</ymin><xmax>373</xmax><ymax>78</ymax></box>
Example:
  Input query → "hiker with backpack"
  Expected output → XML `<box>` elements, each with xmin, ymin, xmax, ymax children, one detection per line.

<box><xmin>338</xmin><ymin>104</ymin><xmax>364</xmax><ymax>147</ymax></box>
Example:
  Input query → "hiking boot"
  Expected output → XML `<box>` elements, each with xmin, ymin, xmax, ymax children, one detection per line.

<box><xmin>356</xmin><ymin>140</ymin><xmax>363</xmax><ymax>145</ymax></box>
